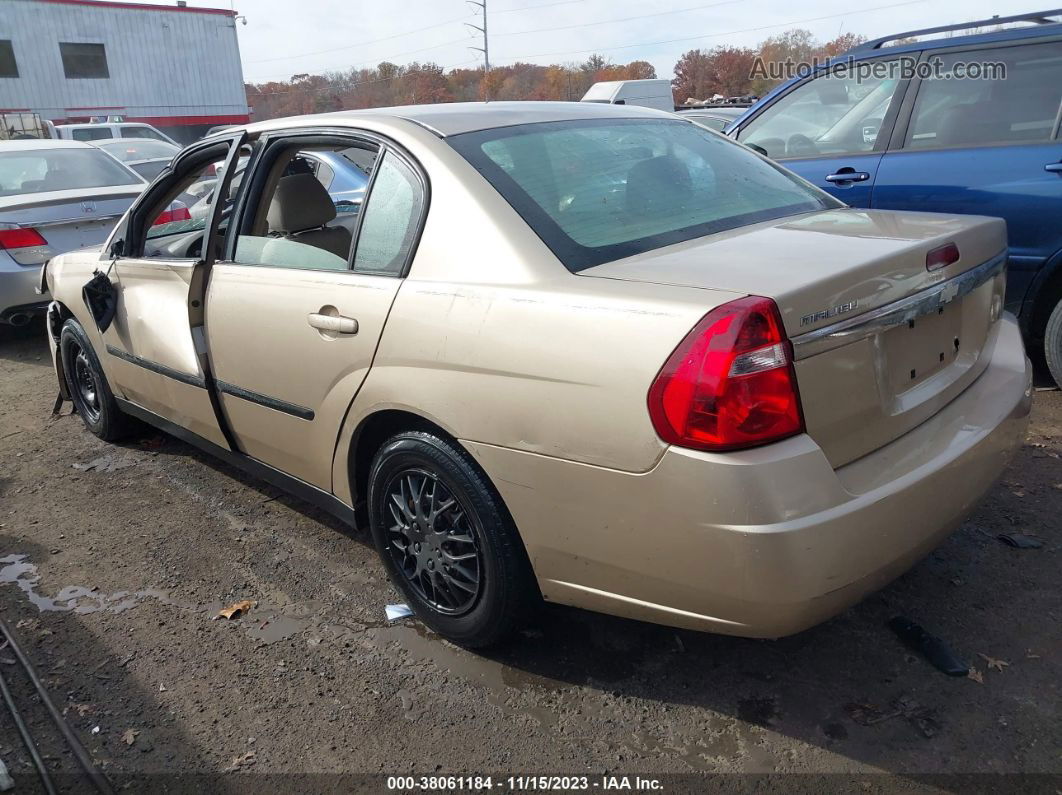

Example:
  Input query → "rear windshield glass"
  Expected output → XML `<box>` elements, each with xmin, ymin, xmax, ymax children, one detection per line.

<box><xmin>99</xmin><ymin>140</ymin><xmax>178</xmax><ymax>162</ymax></box>
<box><xmin>0</xmin><ymin>148</ymin><xmax>143</xmax><ymax>196</ymax></box>
<box><xmin>448</xmin><ymin>118</ymin><xmax>838</xmax><ymax>271</ymax></box>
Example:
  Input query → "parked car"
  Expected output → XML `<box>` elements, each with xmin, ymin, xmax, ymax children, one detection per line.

<box><xmin>90</xmin><ymin>138</ymin><xmax>181</xmax><ymax>181</ymax></box>
<box><xmin>726</xmin><ymin>9</ymin><xmax>1062</xmax><ymax>384</ymax></box>
<box><xmin>0</xmin><ymin>139</ymin><xmax>145</xmax><ymax>325</ymax></box>
<box><xmin>54</xmin><ymin>122</ymin><xmax>177</xmax><ymax>146</ymax></box>
<box><xmin>41</xmin><ymin>103</ymin><xmax>1030</xmax><ymax>647</ymax></box>
<box><xmin>678</xmin><ymin>106</ymin><xmax>747</xmax><ymax>132</ymax></box>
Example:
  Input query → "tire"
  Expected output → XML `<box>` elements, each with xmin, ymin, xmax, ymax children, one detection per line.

<box><xmin>367</xmin><ymin>431</ymin><xmax>538</xmax><ymax>647</ymax></box>
<box><xmin>59</xmin><ymin>318</ymin><xmax>137</xmax><ymax>442</ymax></box>
<box><xmin>1046</xmin><ymin>299</ymin><xmax>1062</xmax><ymax>389</ymax></box>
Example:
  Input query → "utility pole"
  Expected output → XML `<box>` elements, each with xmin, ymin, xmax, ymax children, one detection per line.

<box><xmin>465</xmin><ymin>0</ymin><xmax>490</xmax><ymax>101</ymax></box>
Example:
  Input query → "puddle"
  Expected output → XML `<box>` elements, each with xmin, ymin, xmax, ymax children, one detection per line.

<box><xmin>1</xmin><ymin>553</ymin><xmax>316</xmax><ymax>646</ymax></box>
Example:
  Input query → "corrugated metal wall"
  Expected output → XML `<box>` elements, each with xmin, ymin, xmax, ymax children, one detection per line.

<box><xmin>0</xmin><ymin>0</ymin><xmax>248</xmax><ymax>125</ymax></box>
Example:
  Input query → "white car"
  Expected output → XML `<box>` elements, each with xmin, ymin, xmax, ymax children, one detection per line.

<box><xmin>0</xmin><ymin>139</ymin><xmax>146</xmax><ymax>326</ymax></box>
<box><xmin>53</xmin><ymin>122</ymin><xmax>177</xmax><ymax>146</ymax></box>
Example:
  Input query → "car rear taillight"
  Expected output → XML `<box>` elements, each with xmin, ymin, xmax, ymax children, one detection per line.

<box><xmin>152</xmin><ymin>201</ymin><xmax>192</xmax><ymax>226</ymax></box>
<box><xmin>648</xmin><ymin>296</ymin><xmax>804</xmax><ymax>452</ymax></box>
<box><xmin>0</xmin><ymin>225</ymin><xmax>52</xmax><ymax>266</ymax></box>
<box><xmin>926</xmin><ymin>242</ymin><xmax>959</xmax><ymax>272</ymax></box>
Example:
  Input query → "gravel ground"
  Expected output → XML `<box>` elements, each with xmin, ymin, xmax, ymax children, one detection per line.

<box><xmin>0</xmin><ymin>320</ymin><xmax>1059</xmax><ymax>793</ymax></box>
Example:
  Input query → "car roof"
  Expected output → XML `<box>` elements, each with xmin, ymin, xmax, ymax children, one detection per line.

<box><xmin>0</xmin><ymin>139</ymin><xmax>96</xmax><ymax>151</ymax></box>
<box><xmin>89</xmin><ymin>137</ymin><xmax>177</xmax><ymax>147</ymax></box>
<box><xmin>245</xmin><ymin>101</ymin><xmax>677</xmax><ymax>138</ymax></box>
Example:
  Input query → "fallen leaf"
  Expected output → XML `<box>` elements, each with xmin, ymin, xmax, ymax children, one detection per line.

<box><xmin>76</xmin><ymin>703</ymin><xmax>92</xmax><ymax>716</ymax></box>
<box><xmin>217</xmin><ymin>600</ymin><xmax>256</xmax><ymax>620</ymax></box>
<box><xmin>978</xmin><ymin>653</ymin><xmax>1010</xmax><ymax>672</ymax></box>
<box><xmin>967</xmin><ymin>668</ymin><xmax>984</xmax><ymax>684</ymax></box>
<box><xmin>122</xmin><ymin>729</ymin><xmax>139</xmax><ymax>746</ymax></box>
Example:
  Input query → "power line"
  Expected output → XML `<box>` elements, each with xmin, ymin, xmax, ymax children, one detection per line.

<box><xmin>493</xmin><ymin>0</ymin><xmax>741</xmax><ymax>37</ymax></box>
<box><xmin>493</xmin><ymin>0</ymin><xmax>583</xmax><ymax>13</ymax></box>
<box><xmin>499</xmin><ymin>0</ymin><xmax>925</xmax><ymax>60</ymax></box>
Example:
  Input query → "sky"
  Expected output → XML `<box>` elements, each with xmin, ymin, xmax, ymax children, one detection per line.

<box><xmin>133</xmin><ymin>0</ymin><xmax>1042</xmax><ymax>83</ymax></box>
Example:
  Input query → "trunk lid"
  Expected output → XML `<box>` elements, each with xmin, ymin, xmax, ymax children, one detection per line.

<box><xmin>0</xmin><ymin>186</ymin><xmax>141</xmax><ymax>254</ymax></box>
<box><xmin>582</xmin><ymin>208</ymin><xmax>1008</xmax><ymax>468</ymax></box>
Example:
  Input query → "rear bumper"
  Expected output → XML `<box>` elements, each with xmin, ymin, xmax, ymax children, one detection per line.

<box><xmin>0</xmin><ymin>256</ymin><xmax>48</xmax><ymax>321</ymax></box>
<box><xmin>466</xmin><ymin>314</ymin><xmax>1032</xmax><ymax>637</ymax></box>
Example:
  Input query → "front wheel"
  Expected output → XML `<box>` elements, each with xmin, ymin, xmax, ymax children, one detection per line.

<box><xmin>59</xmin><ymin>318</ymin><xmax>136</xmax><ymax>441</ymax></box>
<box><xmin>367</xmin><ymin>431</ymin><xmax>538</xmax><ymax>647</ymax></box>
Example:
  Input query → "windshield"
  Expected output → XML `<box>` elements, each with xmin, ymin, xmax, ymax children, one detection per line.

<box><xmin>449</xmin><ymin>118</ymin><xmax>836</xmax><ymax>271</ymax></box>
<box><xmin>0</xmin><ymin>148</ymin><xmax>143</xmax><ymax>196</ymax></box>
<box><xmin>99</xmin><ymin>140</ymin><xmax>179</xmax><ymax>162</ymax></box>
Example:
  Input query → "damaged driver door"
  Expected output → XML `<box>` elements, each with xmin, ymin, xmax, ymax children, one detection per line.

<box><xmin>100</xmin><ymin>134</ymin><xmax>246</xmax><ymax>448</ymax></box>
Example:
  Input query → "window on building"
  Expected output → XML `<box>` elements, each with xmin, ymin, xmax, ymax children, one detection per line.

<box><xmin>60</xmin><ymin>43</ymin><xmax>109</xmax><ymax>79</ymax></box>
<box><xmin>0</xmin><ymin>40</ymin><xmax>17</xmax><ymax>78</ymax></box>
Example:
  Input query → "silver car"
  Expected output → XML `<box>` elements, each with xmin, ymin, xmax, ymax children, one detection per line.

<box><xmin>0</xmin><ymin>139</ymin><xmax>145</xmax><ymax>325</ymax></box>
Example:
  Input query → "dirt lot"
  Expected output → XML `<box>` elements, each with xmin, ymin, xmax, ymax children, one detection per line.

<box><xmin>0</xmin><ymin>320</ymin><xmax>1059</xmax><ymax>792</ymax></box>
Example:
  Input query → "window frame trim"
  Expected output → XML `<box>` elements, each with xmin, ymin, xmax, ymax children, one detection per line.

<box><xmin>222</xmin><ymin>126</ymin><xmax>430</xmax><ymax>279</ymax></box>
<box><xmin>0</xmin><ymin>39</ymin><xmax>19</xmax><ymax>79</ymax></box>
<box><xmin>121</xmin><ymin>132</ymin><xmax>245</xmax><ymax>261</ymax></box>
<box><xmin>58</xmin><ymin>41</ymin><xmax>110</xmax><ymax>80</ymax></box>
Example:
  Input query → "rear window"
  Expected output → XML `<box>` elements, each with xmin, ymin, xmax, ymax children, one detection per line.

<box><xmin>99</xmin><ymin>140</ymin><xmax>178</xmax><ymax>162</ymax></box>
<box><xmin>70</xmin><ymin>127</ymin><xmax>113</xmax><ymax>142</ymax></box>
<box><xmin>0</xmin><ymin>148</ymin><xmax>143</xmax><ymax>196</ymax></box>
<box><xmin>449</xmin><ymin>118</ymin><xmax>836</xmax><ymax>271</ymax></box>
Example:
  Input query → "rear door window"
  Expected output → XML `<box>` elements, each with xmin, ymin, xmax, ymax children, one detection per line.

<box><xmin>351</xmin><ymin>152</ymin><xmax>424</xmax><ymax>275</ymax></box>
<box><xmin>904</xmin><ymin>42</ymin><xmax>1062</xmax><ymax>149</ymax></box>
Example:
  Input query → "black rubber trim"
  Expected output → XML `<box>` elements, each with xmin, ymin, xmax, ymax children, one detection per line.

<box><xmin>105</xmin><ymin>345</ymin><xmax>206</xmax><ymax>389</ymax></box>
<box><xmin>115</xmin><ymin>398</ymin><xmax>354</xmax><ymax>525</ymax></box>
<box><xmin>215</xmin><ymin>379</ymin><xmax>315</xmax><ymax>421</ymax></box>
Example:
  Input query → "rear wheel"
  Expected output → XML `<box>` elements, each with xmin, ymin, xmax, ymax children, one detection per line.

<box><xmin>59</xmin><ymin>318</ymin><xmax>136</xmax><ymax>441</ymax></box>
<box><xmin>367</xmin><ymin>431</ymin><xmax>538</xmax><ymax>647</ymax></box>
<box><xmin>1046</xmin><ymin>299</ymin><xmax>1062</xmax><ymax>389</ymax></box>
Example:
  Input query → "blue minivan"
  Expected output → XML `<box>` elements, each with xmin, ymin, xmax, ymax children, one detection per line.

<box><xmin>726</xmin><ymin>10</ymin><xmax>1062</xmax><ymax>385</ymax></box>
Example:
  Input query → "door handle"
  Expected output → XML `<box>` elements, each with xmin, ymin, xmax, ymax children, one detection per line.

<box><xmin>824</xmin><ymin>170</ymin><xmax>871</xmax><ymax>184</ymax></box>
<box><xmin>307</xmin><ymin>313</ymin><xmax>358</xmax><ymax>335</ymax></box>
<box><xmin>1045</xmin><ymin>162</ymin><xmax>1062</xmax><ymax>173</ymax></box>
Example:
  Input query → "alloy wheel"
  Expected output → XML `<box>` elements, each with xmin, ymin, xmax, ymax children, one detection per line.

<box><xmin>384</xmin><ymin>468</ymin><xmax>482</xmax><ymax>615</ymax></box>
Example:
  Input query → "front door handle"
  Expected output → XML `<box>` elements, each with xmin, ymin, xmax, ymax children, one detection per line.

<box><xmin>824</xmin><ymin>170</ymin><xmax>871</xmax><ymax>184</ymax></box>
<box><xmin>1045</xmin><ymin>162</ymin><xmax>1062</xmax><ymax>173</ymax></box>
<box><xmin>307</xmin><ymin>312</ymin><xmax>358</xmax><ymax>335</ymax></box>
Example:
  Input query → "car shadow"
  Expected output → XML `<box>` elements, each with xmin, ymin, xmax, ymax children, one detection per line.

<box><xmin>0</xmin><ymin>318</ymin><xmax>51</xmax><ymax>368</ymax></box>
<box><xmin>0</xmin><ymin>536</ymin><xmax>234</xmax><ymax>792</ymax></box>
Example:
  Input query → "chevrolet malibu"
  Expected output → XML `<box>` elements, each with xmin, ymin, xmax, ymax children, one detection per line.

<box><xmin>41</xmin><ymin>103</ymin><xmax>1032</xmax><ymax>647</ymax></box>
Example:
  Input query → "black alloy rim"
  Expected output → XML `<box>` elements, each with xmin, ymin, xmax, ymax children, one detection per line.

<box><xmin>383</xmin><ymin>468</ymin><xmax>483</xmax><ymax>615</ymax></box>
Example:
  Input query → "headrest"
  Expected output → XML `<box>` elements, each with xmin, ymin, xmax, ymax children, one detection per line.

<box><xmin>267</xmin><ymin>173</ymin><xmax>336</xmax><ymax>233</ymax></box>
<box><xmin>626</xmin><ymin>155</ymin><xmax>693</xmax><ymax>216</ymax></box>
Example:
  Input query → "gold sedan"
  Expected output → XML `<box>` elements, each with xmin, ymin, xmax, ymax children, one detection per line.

<box><xmin>42</xmin><ymin>102</ymin><xmax>1032</xmax><ymax>647</ymax></box>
